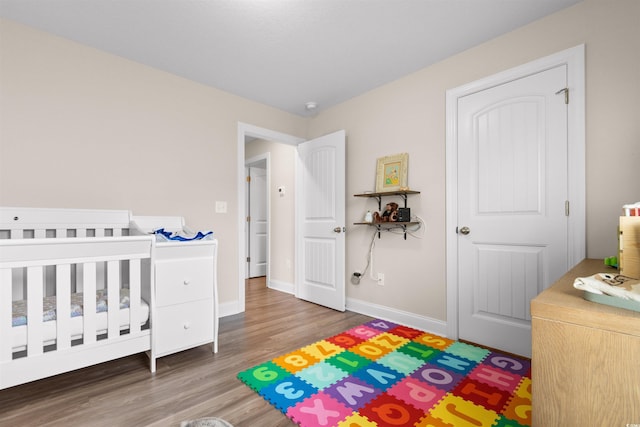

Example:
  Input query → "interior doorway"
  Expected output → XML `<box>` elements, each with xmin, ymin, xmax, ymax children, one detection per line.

<box><xmin>236</xmin><ymin>123</ymin><xmax>304</xmax><ymax>313</ymax></box>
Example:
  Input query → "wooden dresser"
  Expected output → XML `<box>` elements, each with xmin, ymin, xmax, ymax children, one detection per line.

<box><xmin>531</xmin><ymin>258</ymin><xmax>640</xmax><ymax>427</ymax></box>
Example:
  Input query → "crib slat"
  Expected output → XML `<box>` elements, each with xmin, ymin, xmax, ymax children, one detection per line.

<box><xmin>27</xmin><ymin>266</ymin><xmax>44</xmax><ymax>356</ymax></box>
<box><xmin>129</xmin><ymin>259</ymin><xmax>141</xmax><ymax>334</ymax></box>
<box><xmin>107</xmin><ymin>260</ymin><xmax>119</xmax><ymax>338</ymax></box>
<box><xmin>0</xmin><ymin>268</ymin><xmax>12</xmax><ymax>362</ymax></box>
<box><xmin>82</xmin><ymin>262</ymin><xmax>97</xmax><ymax>344</ymax></box>
<box><xmin>56</xmin><ymin>264</ymin><xmax>72</xmax><ymax>351</ymax></box>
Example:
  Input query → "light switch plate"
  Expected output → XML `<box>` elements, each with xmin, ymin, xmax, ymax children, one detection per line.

<box><xmin>215</xmin><ymin>201</ymin><xmax>227</xmax><ymax>213</ymax></box>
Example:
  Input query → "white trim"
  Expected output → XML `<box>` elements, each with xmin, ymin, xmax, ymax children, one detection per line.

<box><xmin>346</xmin><ymin>297</ymin><xmax>447</xmax><ymax>337</ymax></box>
<box><xmin>267</xmin><ymin>279</ymin><xmax>295</xmax><ymax>295</ymax></box>
<box><xmin>237</xmin><ymin>122</ymin><xmax>304</xmax><ymax>314</ymax></box>
<box><xmin>445</xmin><ymin>44</ymin><xmax>586</xmax><ymax>340</ymax></box>
<box><xmin>245</xmin><ymin>153</ymin><xmax>271</xmax><ymax>282</ymax></box>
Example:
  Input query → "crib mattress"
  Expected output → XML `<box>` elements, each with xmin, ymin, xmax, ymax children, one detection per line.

<box><xmin>11</xmin><ymin>289</ymin><xmax>150</xmax><ymax>352</ymax></box>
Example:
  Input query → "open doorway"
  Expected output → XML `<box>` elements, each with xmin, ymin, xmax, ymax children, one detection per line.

<box><xmin>236</xmin><ymin>123</ymin><xmax>304</xmax><ymax>313</ymax></box>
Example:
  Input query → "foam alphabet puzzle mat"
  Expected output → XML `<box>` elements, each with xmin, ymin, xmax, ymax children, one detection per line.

<box><xmin>238</xmin><ymin>319</ymin><xmax>531</xmax><ymax>426</ymax></box>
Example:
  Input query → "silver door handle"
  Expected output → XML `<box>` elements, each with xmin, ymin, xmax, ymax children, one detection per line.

<box><xmin>333</xmin><ymin>227</ymin><xmax>345</xmax><ymax>233</ymax></box>
<box><xmin>459</xmin><ymin>226</ymin><xmax>470</xmax><ymax>235</ymax></box>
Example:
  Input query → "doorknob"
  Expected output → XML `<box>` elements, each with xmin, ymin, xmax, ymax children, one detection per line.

<box><xmin>333</xmin><ymin>227</ymin><xmax>345</xmax><ymax>233</ymax></box>
<box><xmin>459</xmin><ymin>226</ymin><xmax>471</xmax><ymax>235</ymax></box>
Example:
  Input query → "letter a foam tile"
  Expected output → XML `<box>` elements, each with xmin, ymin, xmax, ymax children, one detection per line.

<box><xmin>237</xmin><ymin>319</ymin><xmax>531</xmax><ymax>426</ymax></box>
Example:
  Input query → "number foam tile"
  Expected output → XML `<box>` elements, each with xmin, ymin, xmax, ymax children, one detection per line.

<box><xmin>259</xmin><ymin>374</ymin><xmax>318</xmax><ymax>413</ymax></box>
<box><xmin>325</xmin><ymin>349</ymin><xmax>373</xmax><ymax>374</ymax></box>
<box><xmin>364</xmin><ymin>319</ymin><xmax>399</xmax><ymax>332</ymax></box>
<box><xmin>300</xmin><ymin>339</ymin><xmax>345</xmax><ymax>361</ymax></box>
<box><xmin>236</xmin><ymin>360</ymin><xmax>290</xmax><ymax>392</ymax></box>
<box><xmin>295</xmin><ymin>360</ymin><xmax>349</xmax><ymax>390</ymax></box>
<box><xmin>272</xmin><ymin>348</ymin><xmax>320</xmax><ymax>374</ymax></box>
<box><xmin>326</xmin><ymin>332</ymin><xmax>366</xmax><ymax>349</ymax></box>
<box><xmin>346</xmin><ymin>324</ymin><xmax>383</xmax><ymax>340</ymax></box>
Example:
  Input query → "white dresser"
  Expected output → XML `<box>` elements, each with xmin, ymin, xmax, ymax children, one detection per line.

<box><xmin>131</xmin><ymin>216</ymin><xmax>218</xmax><ymax>370</ymax></box>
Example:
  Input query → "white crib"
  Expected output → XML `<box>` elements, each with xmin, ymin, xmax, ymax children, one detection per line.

<box><xmin>0</xmin><ymin>207</ymin><xmax>155</xmax><ymax>390</ymax></box>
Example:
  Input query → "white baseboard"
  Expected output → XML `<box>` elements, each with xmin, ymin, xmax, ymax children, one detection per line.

<box><xmin>267</xmin><ymin>279</ymin><xmax>294</xmax><ymax>295</ymax></box>
<box><xmin>219</xmin><ymin>301</ymin><xmax>242</xmax><ymax>318</ymax></box>
<box><xmin>220</xmin><ymin>289</ymin><xmax>448</xmax><ymax>339</ymax></box>
<box><xmin>346</xmin><ymin>297</ymin><xmax>447</xmax><ymax>337</ymax></box>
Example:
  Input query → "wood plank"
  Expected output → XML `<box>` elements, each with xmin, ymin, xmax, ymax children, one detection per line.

<box><xmin>0</xmin><ymin>277</ymin><xmax>372</xmax><ymax>426</ymax></box>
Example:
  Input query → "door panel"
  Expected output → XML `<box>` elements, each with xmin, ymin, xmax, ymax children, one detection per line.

<box><xmin>248</xmin><ymin>166</ymin><xmax>267</xmax><ymax>278</ymax></box>
<box><xmin>296</xmin><ymin>130</ymin><xmax>346</xmax><ymax>311</ymax></box>
<box><xmin>457</xmin><ymin>65</ymin><xmax>568</xmax><ymax>357</ymax></box>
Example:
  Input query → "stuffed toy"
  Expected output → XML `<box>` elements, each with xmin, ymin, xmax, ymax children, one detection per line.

<box><xmin>373</xmin><ymin>202</ymin><xmax>399</xmax><ymax>222</ymax></box>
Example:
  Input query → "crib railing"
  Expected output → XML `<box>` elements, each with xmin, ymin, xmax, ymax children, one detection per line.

<box><xmin>0</xmin><ymin>235</ymin><xmax>154</xmax><ymax>389</ymax></box>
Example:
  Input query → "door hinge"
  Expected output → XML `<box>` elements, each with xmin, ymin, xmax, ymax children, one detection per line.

<box><xmin>246</xmin><ymin>215</ymin><xmax>251</xmax><ymax>222</ymax></box>
<box><xmin>246</xmin><ymin>175</ymin><xmax>251</xmax><ymax>182</ymax></box>
<box><xmin>246</xmin><ymin>256</ymin><xmax>250</xmax><ymax>262</ymax></box>
<box><xmin>555</xmin><ymin>87</ymin><xmax>569</xmax><ymax>104</ymax></box>
<box><xmin>565</xmin><ymin>200</ymin><xmax>570</xmax><ymax>216</ymax></box>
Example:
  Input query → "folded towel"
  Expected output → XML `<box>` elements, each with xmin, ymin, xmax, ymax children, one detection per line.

<box><xmin>573</xmin><ymin>273</ymin><xmax>640</xmax><ymax>303</ymax></box>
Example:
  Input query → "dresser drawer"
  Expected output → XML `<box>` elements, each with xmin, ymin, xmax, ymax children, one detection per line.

<box><xmin>154</xmin><ymin>299</ymin><xmax>214</xmax><ymax>356</ymax></box>
<box><xmin>155</xmin><ymin>257</ymin><xmax>213</xmax><ymax>306</ymax></box>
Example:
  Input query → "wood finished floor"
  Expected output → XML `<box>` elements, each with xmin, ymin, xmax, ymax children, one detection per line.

<box><xmin>0</xmin><ymin>278</ymin><xmax>373</xmax><ymax>426</ymax></box>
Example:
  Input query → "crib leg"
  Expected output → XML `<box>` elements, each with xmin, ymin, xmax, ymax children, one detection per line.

<box><xmin>147</xmin><ymin>350</ymin><xmax>157</xmax><ymax>373</ymax></box>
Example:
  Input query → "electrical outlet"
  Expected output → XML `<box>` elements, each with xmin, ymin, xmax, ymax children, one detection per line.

<box><xmin>377</xmin><ymin>273</ymin><xmax>384</xmax><ymax>286</ymax></box>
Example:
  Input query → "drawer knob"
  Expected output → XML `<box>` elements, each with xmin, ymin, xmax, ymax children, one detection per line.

<box><xmin>183</xmin><ymin>322</ymin><xmax>191</xmax><ymax>330</ymax></box>
<box><xmin>183</xmin><ymin>279</ymin><xmax>190</xmax><ymax>285</ymax></box>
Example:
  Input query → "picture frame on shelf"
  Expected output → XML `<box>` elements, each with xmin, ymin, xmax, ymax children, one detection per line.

<box><xmin>375</xmin><ymin>153</ymin><xmax>408</xmax><ymax>193</ymax></box>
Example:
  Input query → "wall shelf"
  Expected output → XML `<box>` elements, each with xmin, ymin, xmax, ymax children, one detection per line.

<box><xmin>354</xmin><ymin>190</ymin><xmax>420</xmax><ymax>211</ymax></box>
<box><xmin>353</xmin><ymin>190</ymin><xmax>420</xmax><ymax>239</ymax></box>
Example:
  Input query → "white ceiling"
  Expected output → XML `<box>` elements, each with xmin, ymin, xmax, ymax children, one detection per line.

<box><xmin>0</xmin><ymin>0</ymin><xmax>581</xmax><ymax>116</ymax></box>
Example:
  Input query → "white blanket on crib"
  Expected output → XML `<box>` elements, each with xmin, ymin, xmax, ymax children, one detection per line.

<box><xmin>11</xmin><ymin>290</ymin><xmax>150</xmax><ymax>352</ymax></box>
<box><xmin>12</xmin><ymin>289</ymin><xmax>132</xmax><ymax>327</ymax></box>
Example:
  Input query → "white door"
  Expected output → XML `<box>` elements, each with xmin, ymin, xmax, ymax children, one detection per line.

<box><xmin>296</xmin><ymin>130</ymin><xmax>346</xmax><ymax>311</ymax></box>
<box><xmin>457</xmin><ymin>65</ymin><xmax>569</xmax><ymax>357</ymax></box>
<box><xmin>248</xmin><ymin>166</ymin><xmax>268</xmax><ymax>278</ymax></box>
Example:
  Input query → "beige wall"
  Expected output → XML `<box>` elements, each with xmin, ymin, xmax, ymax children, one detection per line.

<box><xmin>0</xmin><ymin>19</ymin><xmax>308</xmax><ymax>307</ymax></box>
<box><xmin>245</xmin><ymin>139</ymin><xmax>296</xmax><ymax>285</ymax></box>
<box><xmin>309</xmin><ymin>0</ymin><xmax>640</xmax><ymax>321</ymax></box>
<box><xmin>1</xmin><ymin>0</ymin><xmax>639</xmax><ymax>325</ymax></box>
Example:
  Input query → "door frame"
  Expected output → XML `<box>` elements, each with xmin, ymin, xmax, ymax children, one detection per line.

<box><xmin>245</xmin><ymin>155</ymin><xmax>269</xmax><ymax>279</ymax></box>
<box><xmin>237</xmin><ymin>123</ymin><xmax>304</xmax><ymax>313</ymax></box>
<box><xmin>445</xmin><ymin>45</ymin><xmax>586</xmax><ymax>340</ymax></box>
